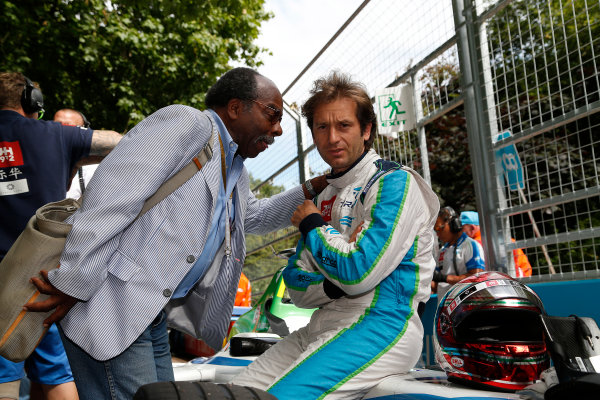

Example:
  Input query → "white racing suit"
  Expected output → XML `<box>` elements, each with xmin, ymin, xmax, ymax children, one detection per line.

<box><xmin>233</xmin><ymin>150</ymin><xmax>440</xmax><ymax>399</ymax></box>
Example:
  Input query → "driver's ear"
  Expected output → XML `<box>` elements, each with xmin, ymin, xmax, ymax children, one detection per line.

<box><xmin>362</xmin><ymin>122</ymin><xmax>372</xmax><ymax>141</ymax></box>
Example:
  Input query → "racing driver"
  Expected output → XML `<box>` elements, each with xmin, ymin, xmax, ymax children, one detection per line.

<box><xmin>232</xmin><ymin>71</ymin><xmax>440</xmax><ymax>399</ymax></box>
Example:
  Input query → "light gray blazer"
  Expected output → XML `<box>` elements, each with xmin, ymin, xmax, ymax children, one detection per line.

<box><xmin>48</xmin><ymin>105</ymin><xmax>304</xmax><ymax>361</ymax></box>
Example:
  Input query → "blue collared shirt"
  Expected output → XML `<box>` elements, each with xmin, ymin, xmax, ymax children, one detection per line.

<box><xmin>172</xmin><ymin>110</ymin><xmax>244</xmax><ymax>298</ymax></box>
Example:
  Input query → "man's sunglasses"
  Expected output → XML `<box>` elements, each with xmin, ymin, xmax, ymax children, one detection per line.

<box><xmin>252</xmin><ymin>100</ymin><xmax>283</xmax><ymax>125</ymax></box>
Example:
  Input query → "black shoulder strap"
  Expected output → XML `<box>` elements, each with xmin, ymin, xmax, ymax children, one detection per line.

<box><xmin>77</xmin><ymin>167</ymin><xmax>86</xmax><ymax>194</ymax></box>
<box><xmin>359</xmin><ymin>159</ymin><xmax>402</xmax><ymax>204</ymax></box>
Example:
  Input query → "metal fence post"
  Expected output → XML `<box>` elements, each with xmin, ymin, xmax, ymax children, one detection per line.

<box><xmin>411</xmin><ymin>74</ymin><xmax>432</xmax><ymax>186</ymax></box>
<box><xmin>452</xmin><ymin>0</ymin><xmax>509</xmax><ymax>271</ymax></box>
<box><xmin>295</xmin><ymin>115</ymin><xmax>307</xmax><ymax>184</ymax></box>
<box><xmin>284</xmin><ymin>102</ymin><xmax>307</xmax><ymax>184</ymax></box>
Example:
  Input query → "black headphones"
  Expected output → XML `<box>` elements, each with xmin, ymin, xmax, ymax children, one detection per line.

<box><xmin>443</xmin><ymin>206</ymin><xmax>463</xmax><ymax>233</ymax></box>
<box><xmin>78</xmin><ymin>111</ymin><xmax>91</xmax><ymax>128</ymax></box>
<box><xmin>21</xmin><ymin>76</ymin><xmax>45</xmax><ymax>114</ymax></box>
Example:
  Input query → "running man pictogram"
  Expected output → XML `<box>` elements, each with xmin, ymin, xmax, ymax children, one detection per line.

<box><xmin>383</xmin><ymin>96</ymin><xmax>406</xmax><ymax>120</ymax></box>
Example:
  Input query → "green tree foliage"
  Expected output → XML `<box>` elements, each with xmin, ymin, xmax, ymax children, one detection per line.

<box><xmin>244</xmin><ymin>234</ymin><xmax>299</xmax><ymax>299</ymax></box>
<box><xmin>487</xmin><ymin>0</ymin><xmax>599</xmax><ymax>130</ymax></box>
<box><xmin>243</xmin><ymin>175</ymin><xmax>299</xmax><ymax>298</ymax></box>
<box><xmin>0</xmin><ymin>0</ymin><xmax>271</xmax><ymax>131</ymax></box>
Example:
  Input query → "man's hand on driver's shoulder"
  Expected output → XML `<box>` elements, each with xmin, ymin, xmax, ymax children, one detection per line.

<box><xmin>302</xmin><ymin>175</ymin><xmax>328</xmax><ymax>199</ymax></box>
<box><xmin>24</xmin><ymin>270</ymin><xmax>79</xmax><ymax>327</ymax></box>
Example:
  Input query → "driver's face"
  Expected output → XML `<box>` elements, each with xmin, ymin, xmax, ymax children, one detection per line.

<box><xmin>311</xmin><ymin>97</ymin><xmax>370</xmax><ymax>174</ymax></box>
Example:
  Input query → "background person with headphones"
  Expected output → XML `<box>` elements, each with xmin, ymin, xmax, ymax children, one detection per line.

<box><xmin>431</xmin><ymin>206</ymin><xmax>486</xmax><ymax>302</ymax></box>
<box><xmin>53</xmin><ymin>109</ymin><xmax>100</xmax><ymax>200</ymax></box>
<box><xmin>0</xmin><ymin>72</ymin><xmax>121</xmax><ymax>400</ymax></box>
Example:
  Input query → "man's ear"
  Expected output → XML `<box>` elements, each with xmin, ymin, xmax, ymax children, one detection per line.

<box><xmin>226</xmin><ymin>98</ymin><xmax>243</xmax><ymax>121</ymax></box>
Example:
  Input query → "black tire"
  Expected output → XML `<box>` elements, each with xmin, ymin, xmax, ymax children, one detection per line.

<box><xmin>133</xmin><ymin>381</ymin><xmax>278</xmax><ymax>400</ymax></box>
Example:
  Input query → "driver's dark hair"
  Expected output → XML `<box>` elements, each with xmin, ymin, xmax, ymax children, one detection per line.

<box><xmin>301</xmin><ymin>71</ymin><xmax>377</xmax><ymax>151</ymax></box>
<box><xmin>205</xmin><ymin>67</ymin><xmax>261</xmax><ymax>109</ymax></box>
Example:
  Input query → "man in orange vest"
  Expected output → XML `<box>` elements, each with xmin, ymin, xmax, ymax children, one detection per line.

<box><xmin>235</xmin><ymin>272</ymin><xmax>252</xmax><ymax>307</ymax></box>
<box><xmin>460</xmin><ymin>211</ymin><xmax>532</xmax><ymax>277</ymax></box>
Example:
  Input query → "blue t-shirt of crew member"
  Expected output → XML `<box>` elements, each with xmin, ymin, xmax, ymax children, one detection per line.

<box><xmin>0</xmin><ymin>109</ymin><xmax>93</xmax><ymax>260</ymax></box>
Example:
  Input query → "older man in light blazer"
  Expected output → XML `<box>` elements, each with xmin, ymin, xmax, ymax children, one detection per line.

<box><xmin>25</xmin><ymin>67</ymin><xmax>326</xmax><ymax>400</ymax></box>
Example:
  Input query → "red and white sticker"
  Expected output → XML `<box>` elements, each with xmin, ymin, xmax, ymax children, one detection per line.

<box><xmin>320</xmin><ymin>195</ymin><xmax>336</xmax><ymax>223</ymax></box>
<box><xmin>0</xmin><ymin>141</ymin><xmax>24</xmax><ymax>168</ymax></box>
<box><xmin>450</xmin><ymin>356</ymin><xmax>464</xmax><ymax>368</ymax></box>
<box><xmin>448</xmin><ymin>300</ymin><xmax>458</xmax><ymax>313</ymax></box>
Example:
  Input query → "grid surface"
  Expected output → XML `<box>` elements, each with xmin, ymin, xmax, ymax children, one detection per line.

<box><xmin>482</xmin><ymin>0</ymin><xmax>600</xmax><ymax>277</ymax></box>
<box><xmin>246</xmin><ymin>0</ymin><xmax>459</xmax><ymax>252</ymax></box>
<box><xmin>247</xmin><ymin>0</ymin><xmax>457</xmax><ymax>190</ymax></box>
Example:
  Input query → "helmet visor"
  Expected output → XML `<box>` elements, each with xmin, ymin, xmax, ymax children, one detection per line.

<box><xmin>445</xmin><ymin>278</ymin><xmax>545</xmax><ymax>343</ymax></box>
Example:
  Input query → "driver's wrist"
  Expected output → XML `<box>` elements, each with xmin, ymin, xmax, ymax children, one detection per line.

<box><xmin>299</xmin><ymin>213</ymin><xmax>327</xmax><ymax>236</ymax></box>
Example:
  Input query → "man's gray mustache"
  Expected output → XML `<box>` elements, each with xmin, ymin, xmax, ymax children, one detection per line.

<box><xmin>255</xmin><ymin>135</ymin><xmax>274</xmax><ymax>145</ymax></box>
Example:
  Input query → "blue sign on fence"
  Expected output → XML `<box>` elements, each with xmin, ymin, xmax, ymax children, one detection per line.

<box><xmin>495</xmin><ymin>131</ymin><xmax>524</xmax><ymax>191</ymax></box>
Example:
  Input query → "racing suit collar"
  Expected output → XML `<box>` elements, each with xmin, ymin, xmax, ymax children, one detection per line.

<box><xmin>326</xmin><ymin>149</ymin><xmax>379</xmax><ymax>189</ymax></box>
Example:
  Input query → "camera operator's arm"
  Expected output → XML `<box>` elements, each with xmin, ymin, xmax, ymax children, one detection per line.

<box><xmin>77</xmin><ymin>129</ymin><xmax>122</xmax><ymax>166</ymax></box>
<box><xmin>68</xmin><ymin>129</ymin><xmax>122</xmax><ymax>184</ymax></box>
<box><xmin>445</xmin><ymin>269</ymin><xmax>484</xmax><ymax>285</ymax></box>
